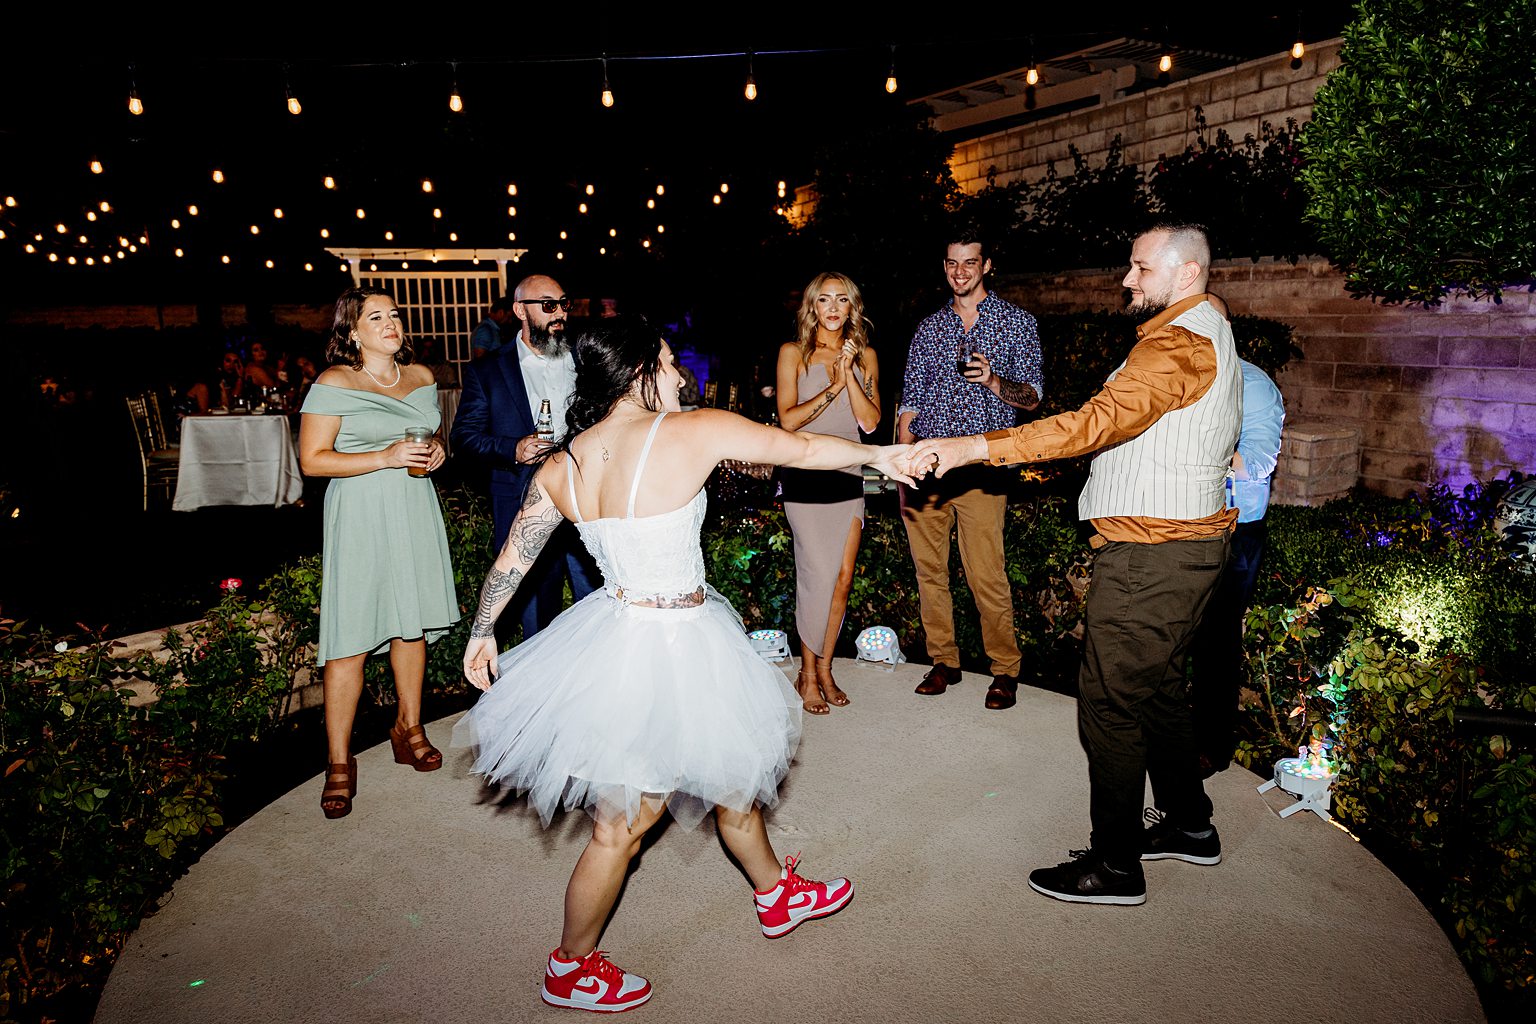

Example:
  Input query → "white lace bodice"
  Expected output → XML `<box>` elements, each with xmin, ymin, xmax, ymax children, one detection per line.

<box><xmin>566</xmin><ymin>413</ymin><xmax>708</xmax><ymax>601</ymax></box>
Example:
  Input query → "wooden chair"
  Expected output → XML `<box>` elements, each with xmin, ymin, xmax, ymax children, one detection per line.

<box><xmin>127</xmin><ymin>394</ymin><xmax>179</xmax><ymax>510</ymax></box>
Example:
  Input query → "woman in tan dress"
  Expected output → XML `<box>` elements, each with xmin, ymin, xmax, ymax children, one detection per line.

<box><xmin>775</xmin><ymin>273</ymin><xmax>882</xmax><ymax>713</ymax></box>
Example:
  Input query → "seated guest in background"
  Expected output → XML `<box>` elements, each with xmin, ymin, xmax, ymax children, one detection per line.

<box><xmin>184</xmin><ymin>350</ymin><xmax>245</xmax><ymax>412</ymax></box>
<box><xmin>775</xmin><ymin>272</ymin><xmax>882</xmax><ymax>714</ymax></box>
<box><xmin>244</xmin><ymin>340</ymin><xmax>279</xmax><ymax>392</ymax></box>
<box><xmin>471</xmin><ymin>297</ymin><xmax>516</xmax><ymax>359</ymax></box>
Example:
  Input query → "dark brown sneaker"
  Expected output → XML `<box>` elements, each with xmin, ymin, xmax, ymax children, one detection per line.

<box><xmin>914</xmin><ymin>663</ymin><xmax>962</xmax><ymax>695</ymax></box>
<box><xmin>984</xmin><ymin>674</ymin><xmax>1019</xmax><ymax>710</ymax></box>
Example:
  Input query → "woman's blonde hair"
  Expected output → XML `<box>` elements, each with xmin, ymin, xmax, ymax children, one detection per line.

<box><xmin>795</xmin><ymin>272</ymin><xmax>871</xmax><ymax>366</ymax></box>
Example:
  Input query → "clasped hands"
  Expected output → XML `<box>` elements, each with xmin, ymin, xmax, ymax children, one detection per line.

<box><xmin>875</xmin><ymin>435</ymin><xmax>989</xmax><ymax>484</ymax></box>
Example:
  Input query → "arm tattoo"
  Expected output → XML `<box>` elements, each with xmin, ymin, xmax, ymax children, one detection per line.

<box><xmin>996</xmin><ymin>377</ymin><xmax>1039</xmax><ymax>410</ymax></box>
<box><xmin>862</xmin><ymin>377</ymin><xmax>876</xmax><ymax>401</ymax></box>
<box><xmin>512</xmin><ymin>503</ymin><xmax>564</xmax><ymax>563</ymax></box>
<box><xmin>806</xmin><ymin>389</ymin><xmax>836</xmax><ymax>420</ymax></box>
<box><xmin>469</xmin><ymin>566</ymin><xmax>524</xmax><ymax>638</ymax></box>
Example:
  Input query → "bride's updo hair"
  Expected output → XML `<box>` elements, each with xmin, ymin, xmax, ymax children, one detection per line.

<box><xmin>561</xmin><ymin>314</ymin><xmax>665</xmax><ymax>444</ymax></box>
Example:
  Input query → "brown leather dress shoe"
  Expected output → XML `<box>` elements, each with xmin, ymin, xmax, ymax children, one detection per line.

<box><xmin>914</xmin><ymin>663</ymin><xmax>962</xmax><ymax>695</ymax></box>
<box><xmin>984</xmin><ymin>674</ymin><xmax>1019</xmax><ymax>710</ymax></box>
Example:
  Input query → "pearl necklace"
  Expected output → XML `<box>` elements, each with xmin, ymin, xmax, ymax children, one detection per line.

<box><xmin>360</xmin><ymin>360</ymin><xmax>401</xmax><ymax>389</ymax></box>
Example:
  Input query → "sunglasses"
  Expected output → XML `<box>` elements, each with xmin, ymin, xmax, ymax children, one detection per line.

<box><xmin>517</xmin><ymin>297</ymin><xmax>572</xmax><ymax>314</ymax></box>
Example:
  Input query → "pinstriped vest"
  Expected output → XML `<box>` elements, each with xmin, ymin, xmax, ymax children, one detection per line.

<box><xmin>1077</xmin><ymin>300</ymin><xmax>1242</xmax><ymax>521</ymax></box>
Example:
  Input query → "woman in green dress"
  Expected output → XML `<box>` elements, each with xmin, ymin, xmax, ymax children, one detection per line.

<box><xmin>299</xmin><ymin>287</ymin><xmax>460</xmax><ymax>819</ymax></box>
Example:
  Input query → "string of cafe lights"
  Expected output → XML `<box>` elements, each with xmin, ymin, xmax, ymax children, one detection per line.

<box><xmin>0</xmin><ymin>163</ymin><xmax>800</xmax><ymax>272</ymax></box>
<box><xmin>93</xmin><ymin>23</ymin><xmax>1317</xmax><ymax>117</ymax></box>
<box><xmin>3</xmin><ymin>25</ymin><xmax>1320</xmax><ymax>272</ymax></box>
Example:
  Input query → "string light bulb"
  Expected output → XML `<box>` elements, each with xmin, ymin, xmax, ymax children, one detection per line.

<box><xmin>320</xmin><ymin>228</ymin><xmax>330</xmax><ymax>238</ymax></box>
<box><xmin>579</xmin><ymin>203</ymin><xmax>588</xmax><ymax>214</ymax></box>
<box><xmin>449</xmin><ymin>232</ymin><xmax>458</xmax><ymax>241</ymax></box>
<box><xmin>1026</xmin><ymin>64</ymin><xmax>1040</xmax><ymax>86</ymax></box>
<box><xmin>1291</xmin><ymin>38</ymin><xmax>1306</xmax><ymax>60</ymax></box>
<box><xmin>647</xmin><ymin>198</ymin><xmax>656</xmax><ymax>209</ymax></box>
<box><xmin>99</xmin><ymin>201</ymin><xmax>110</xmax><ymax>212</ymax></box>
<box><xmin>87</xmin><ymin>212</ymin><xmax>97</xmax><ymax>222</ymax></box>
<box><xmin>305</xmin><ymin>262</ymin><xmax>313</xmax><ymax>271</ymax></box>
<box><xmin>356</xmin><ymin>208</ymin><xmax>366</xmax><ymax>219</ymax></box>
<box><xmin>600</xmin><ymin>56</ymin><xmax>614</xmax><ymax>108</ymax></box>
<box><xmin>90</xmin><ymin>159</ymin><xmax>103</xmax><ymax>175</ymax></box>
<box><xmin>422</xmin><ymin>179</ymin><xmax>433</xmax><ymax>193</ymax></box>
<box><xmin>221</xmin><ymin>255</ymin><xmax>230</xmax><ymax>264</ymax></box>
<box><xmin>273</xmin><ymin>208</ymin><xmax>283</xmax><ymax>218</ymax></box>
<box><xmin>586</xmin><ymin>184</ymin><xmax>595</xmax><ymax>196</ymax></box>
<box><xmin>886</xmin><ymin>45</ymin><xmax>898</xmax><ymax>93</ymax></box>
<box><xmin>265</xmin><ymin>259</ymin><xmax>275</xmax><ymax>268</ymax></box>
<box><xmin>4</xmin><ymin>196</ymin><xmax>15</xmax><ymax>207</ymax></box>
<box><xmin>720</xmin><ymin>183</ymin><xmax>729</xmax><ymax>193</ymax></box>
<box><xmin>212</xmin><ymin>169</ymin><xmax>225</xmax><ymax>184</ymax></box>
<box><xmin>449</xmin><ymin>62</ymin><xmax>463</xmax><ymax>113</ymax></box>
<box><xmin>171</xmin><ymin>219</ymin><xmax>180</xmax><ymax>229</ymax></box>
<box><xmin>656</xmin><ymin>184</ymin><xmax>665</xmax><ymax>196</ymax></box>
<box><xmin>189</xmin><ymin>204</ymin><xmax>198</xmax><ymax>216</ymax></box>
<box><xmin>433</xmin><ymin>208</ymin><xmax>442</xmax><ymax>219</ymax></box>
<box><xmin>175</xmin><ymin>248</ymin><xmax>183</xmax><ymax>257</ymax></box>
<box><xmin>744</xmin><ymin>52</ymin><xmax>757</xmax><ymax>101</ymax></box>
<box><xmin>507</xmin><ymin>183</ymin><xmax>517</xmax><ymax>196</ymax></box>
<box><xmin>324</xmin><ymin>175</ymin><xmax>336</xmax><ymax>189</ymax></box>
<box><xmin>384</xmin><ymin>230</ymin><xmax>394</xmax><ymax>241</ymax></box>
<box><xmin>285</xmin><ymin>69</ymin><xmax>301</xmax><ymax>115</ymax></box>
<box><xmin>127</xmin><ymin>66</ymin><xmax>143</xmax><ymax>115</ymax></box>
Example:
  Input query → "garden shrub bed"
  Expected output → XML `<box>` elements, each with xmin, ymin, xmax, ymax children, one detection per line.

<box><xmin>3</xmin><ymin>477</ymin><xmax>1533</xmax><ymax>1021</ymax></box>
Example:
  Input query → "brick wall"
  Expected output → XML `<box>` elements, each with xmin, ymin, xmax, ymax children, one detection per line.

<box><xmin>949</xmin><ymin>40</ymin><xmax>1343</xmax><ymax>194</ymax></box>
<box><xmin>995</xmin><ymin>260</ymin><xmax>1536</xmax><ymax>499</ymax></box>
<box><xmin>4</xmin><ymin>303</ymin><xmax>331</xmax><ymax>332</ymax></box>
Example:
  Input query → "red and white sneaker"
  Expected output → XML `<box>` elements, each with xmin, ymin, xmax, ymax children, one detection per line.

<box><xmin>540</xmin><ymin>949</ymin><xmax>652</xmax><ymax>1013</ymax></box>
<box><xmin>753</xmin><ymin>853</ymin><xmax>854</xmax><ymax>938</ymax></box>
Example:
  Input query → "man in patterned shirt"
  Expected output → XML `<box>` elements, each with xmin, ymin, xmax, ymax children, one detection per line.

<box><xmin>898</xmin><ymin>232</ymin><xmax>1044</xmax><ymax>710</ymax></box>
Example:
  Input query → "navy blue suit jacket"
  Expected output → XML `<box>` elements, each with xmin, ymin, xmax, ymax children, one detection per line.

<box><xmin>452</xmin><ymin>344</ymin><xmax>537</xmax><ymax>504</ymax></box>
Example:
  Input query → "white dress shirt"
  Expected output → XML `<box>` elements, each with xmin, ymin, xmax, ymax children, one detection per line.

<box><xmin>515</xmin><ymin>330</ymin><xmax>578</xmax><ymax>438</ymax></box>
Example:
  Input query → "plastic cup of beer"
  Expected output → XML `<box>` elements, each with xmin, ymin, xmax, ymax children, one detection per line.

<box><xmin>404</xmin><ymin>427</ymin><xmax>433</xmax><ymax>477</ymax></box>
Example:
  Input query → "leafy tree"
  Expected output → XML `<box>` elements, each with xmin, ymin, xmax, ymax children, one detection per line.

<box><xmin>1300</xmin><ymin>0</ymin><xmax>1536</xmax><ymax>304</ymax></box>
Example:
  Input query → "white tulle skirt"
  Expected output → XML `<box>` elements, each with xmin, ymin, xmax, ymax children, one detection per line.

<box><xmin>452</xmin><ymin>587</ymin><xmax>803</xmax><ymax>829</ymax></box>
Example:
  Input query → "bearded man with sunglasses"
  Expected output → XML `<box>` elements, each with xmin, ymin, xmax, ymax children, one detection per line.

<box><xmin>453</xmin><ymin>274</ymin><xmax>600</xmax><ymax>642</ymax></box>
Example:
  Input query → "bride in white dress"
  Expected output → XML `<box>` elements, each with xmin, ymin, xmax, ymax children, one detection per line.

<box><xmin>457</xmin><ymin>315</ymin><xmax>916</xmax><ymax>1013</ymax></box>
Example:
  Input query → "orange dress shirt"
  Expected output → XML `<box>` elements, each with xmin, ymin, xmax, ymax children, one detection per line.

<box><xmin>982</xmin><ymin>294</ymin><xmax>1238</xmax><ymax>545</ymax></box>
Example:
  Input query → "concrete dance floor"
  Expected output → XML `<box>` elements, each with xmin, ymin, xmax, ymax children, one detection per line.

<box><xmin>96</xmin><ymin>660</ymin><xmax>1484</xmax><ymax>1024</ymax></box>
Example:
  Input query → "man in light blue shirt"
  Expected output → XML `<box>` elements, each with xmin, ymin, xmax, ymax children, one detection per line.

<box><xmin>1189</xmin><ymin>354</ymin><xmax>1285</xmax><ymax>776</ymax></box>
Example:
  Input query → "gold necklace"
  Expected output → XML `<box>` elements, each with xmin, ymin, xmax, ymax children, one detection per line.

<box><xmin>360</xmin><ymin>360</ymin><xmax>401</xmax><ymax>389</ymax></box>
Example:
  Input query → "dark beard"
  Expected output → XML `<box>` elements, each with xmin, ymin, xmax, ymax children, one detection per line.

<box><xmin>526</xmin><ymin>320</ymin><xmax>567</xmax><ymax>355</ymax></box>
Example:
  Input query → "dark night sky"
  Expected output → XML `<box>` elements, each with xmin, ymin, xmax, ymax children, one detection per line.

<box><xmin>0</xmin><ymin>4</ymin><xmax>1355</xmax><ymax>305</ymax></box>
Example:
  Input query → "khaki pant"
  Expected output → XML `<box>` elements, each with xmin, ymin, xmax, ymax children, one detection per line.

<box><xmin>899</xmin><ymin>465</ymin><xmax>1021</xmax><ymax>675</ymax></box>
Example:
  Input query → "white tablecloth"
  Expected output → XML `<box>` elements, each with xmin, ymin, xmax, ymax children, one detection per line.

<box><xmin>173</xmin><ymin>414</ymin><xmax>304</xmax><ymax>511</ymax></box>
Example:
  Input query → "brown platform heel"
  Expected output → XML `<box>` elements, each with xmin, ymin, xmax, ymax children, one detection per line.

<box><xmin>321</xmin><ymin>760</ymin><xmax>356</xmax><ymax>819</ymax></box>
<box><xmin>389</xmin><ymin>723</ymin><xmax>443</xmax><ymax>772</ymax></box>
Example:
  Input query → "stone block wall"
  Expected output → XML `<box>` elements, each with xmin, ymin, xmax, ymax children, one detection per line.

<box><xmin>948</xmin><ymin>40</ymin><xmax>1343</xmax><ymax>194</ymax></box>
<box><xmin>3</xmin><ymin>303</ymin><xmax>331</xmax><ymax>332</ymax></box>
<box><xmin>995</xmin><ymin>260</ymin><xmax>1536</xmax><ymax>499</ymax></box>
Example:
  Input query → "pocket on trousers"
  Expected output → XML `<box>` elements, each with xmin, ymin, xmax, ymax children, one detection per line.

<box><xmin>1178</xmin><ymin>561</ymin><xmax>1222</xmax><ymax>572</ymax></box>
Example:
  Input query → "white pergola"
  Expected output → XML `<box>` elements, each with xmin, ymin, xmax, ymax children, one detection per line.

<box><xmin>324</xmin><ymin>247</ymin><xmax>529</xmax><ymax>367</ymax></box>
